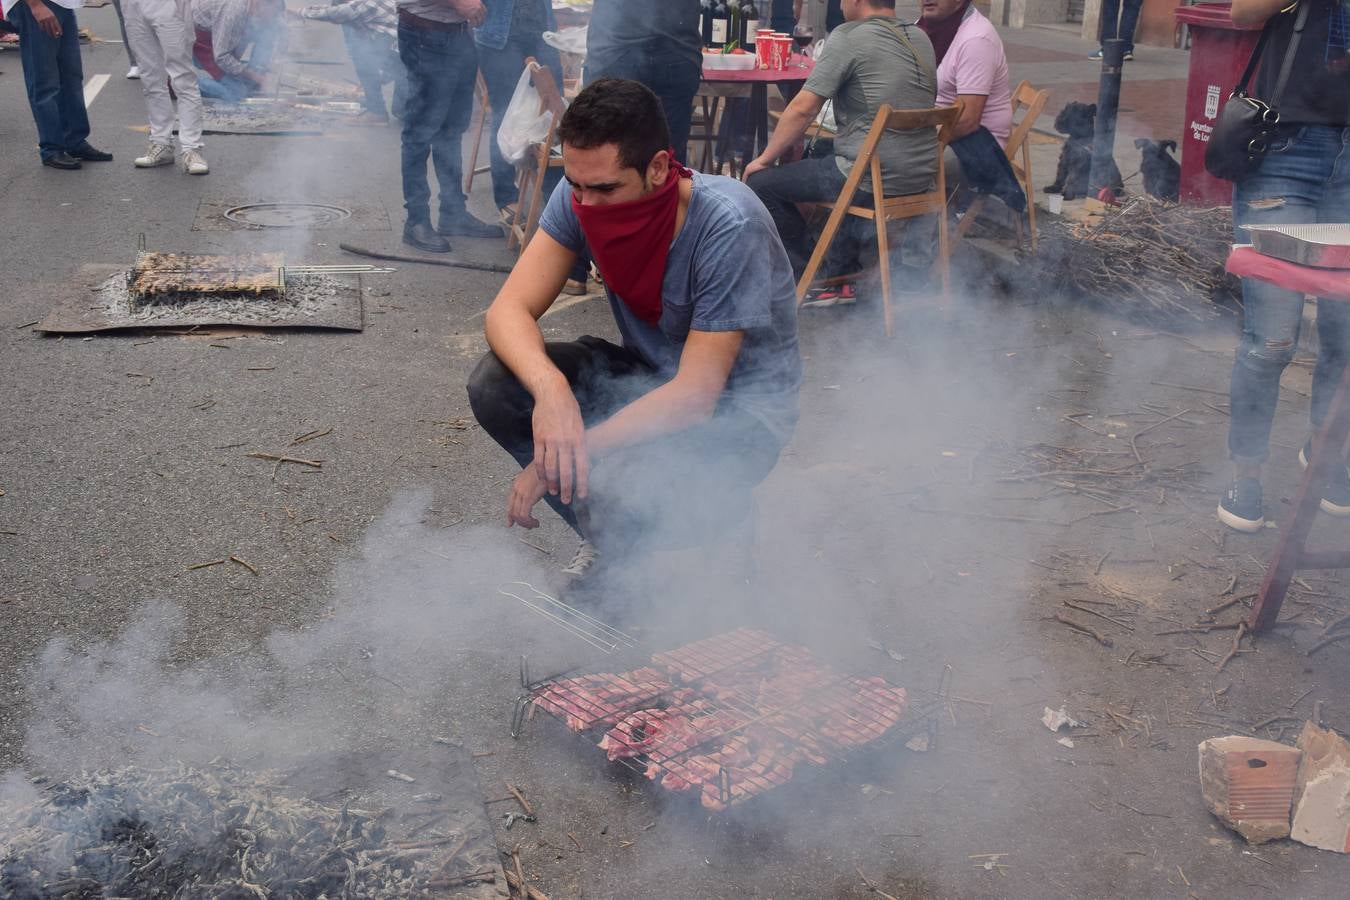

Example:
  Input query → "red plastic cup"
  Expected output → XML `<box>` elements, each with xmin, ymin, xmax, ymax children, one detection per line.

<box><xmin>755</xmin><ymin>29</ymin><xmax>774</xmax><ymax>68</ymax></box>
<box><xmin>769</xmin><ymin>34</ymin><xmax>791</xmax><ymax>71</ymax></box>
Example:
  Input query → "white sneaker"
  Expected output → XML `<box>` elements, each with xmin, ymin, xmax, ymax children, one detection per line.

<box><xmin>179</xmin><ymin>149</ymin><xmax>209</xmax><ymax>176</ymax></box>
<box><xmin>134</xmin><ymin>143</ymin><xmax>174</xmax><ymax>168</ymax></box>
<box><xmin>561</xmin><ymin>539</ymin><xmax>599</xmax><ymax>578</ymax></box>
<box><xmin>126</xmin><ymin>66</ymin><xmax>141</xmax><ymax>79</ymax></box>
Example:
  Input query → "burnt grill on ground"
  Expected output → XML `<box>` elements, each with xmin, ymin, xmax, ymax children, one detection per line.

<box><xmin>129</xmin><ymin>252</ymin><xmax>287</xmax><ymax>306</ymax></box>
<box><xmin>527</xmin><ymin>628</ymin><xmax>929</xmax><ymax>812</ymax></box>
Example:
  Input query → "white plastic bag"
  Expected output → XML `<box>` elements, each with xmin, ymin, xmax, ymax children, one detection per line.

<box><xmin>497</xmin><ymin>68</ymin><xmax>554</xmax><ymax>165</ymax></box>
<box><xmin>542</xmin><ymin>26</ymin><xmax>587</xmax><ymax>58</ymax></box>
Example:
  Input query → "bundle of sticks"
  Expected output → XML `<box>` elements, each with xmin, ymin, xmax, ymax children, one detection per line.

<box><xmin>1036</xmin><ymin>198</ymin><xmax>1241</xmax><ymax>325</ymax></box>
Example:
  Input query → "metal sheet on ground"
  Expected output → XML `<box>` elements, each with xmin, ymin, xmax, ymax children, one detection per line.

<box><xmin>35</xmin><ymin>265</ymin><xmax>364</xmax><ymax>333</ymax></box>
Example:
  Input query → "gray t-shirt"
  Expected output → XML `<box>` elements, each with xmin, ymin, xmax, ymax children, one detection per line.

<box><xmin>586</xmin><ymin>0</ymin><xmax>703</xmax><ymax>72</ymax></box>
<box><xmin>804</xmin><ymin>15</ymin><xmax>938</xmax><ymax>195</ymax></box>
<box><xmin>537</xmin><ymin>173</ymin><xmax>802</xmax><ymax>446</ymax></box>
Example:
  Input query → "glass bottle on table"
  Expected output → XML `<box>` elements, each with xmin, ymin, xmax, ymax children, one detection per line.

<box><xmin>700</xmin><ymin>0</ymin><xmax>715</xmax><ymax>47</ymax></box>
<box><xmin>740</xmin><ymin>0</ymin><xmax>759</xmax><ymax>49</ymax></box>
<box><xmin>710</xmin><ymin>0</ymin><xmax>731</xmax><ymax>49</ymax></box>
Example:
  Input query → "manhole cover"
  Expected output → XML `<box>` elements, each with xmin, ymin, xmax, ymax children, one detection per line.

<box><xmin>223</xmin><ymin>202</ymin><xmax>352</xmax><ymax>228</ymax></box>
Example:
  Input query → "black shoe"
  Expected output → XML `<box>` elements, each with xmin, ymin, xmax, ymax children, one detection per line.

<box><xmin>437</xmin><ymin>212</ymin><xmax>502</xmax><ymax>239</ymax></box>
<box><xmin>1217</xmin><ymin>477</ymin><xmax>1264</xmax><ymax>533</ymax></box>
<box><xmin>42</xmin><ymin>152</ymin><xmax>82</xmax><ymax>170</ymax></box>
<box><xmin>69</xmin><ymin>142</ymin><xmax>113</xmax><ymax>161</ymax></box>
<box><xmin>403</xmin><ymin>222</ymin><xmax>451</xmax><ymax>253</ymax></box>
<box><xmin>1298</xmin><ymin>439</ymin><xmax>1350</xmax><ymax>516</ymax></box>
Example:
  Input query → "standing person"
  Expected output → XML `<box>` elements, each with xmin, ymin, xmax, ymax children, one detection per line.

<box><xmin>1217</xmin><ymin>0</ymin><xmax>1350</xmax><ymax>532</ymax></box>
<box><xmin>4</xmin><ymin>0</ymin><xmax>115</xmax><ymax>169</ymax></box>
<box><xmin>397</xmin><ymin>0</ymin><xmax>501</xmax><ymax>252</ymax></box>
<box><xmin>110</xmin><ymin>0</ymin><xmax>141</xmax><ymax>77</ymax></box>
<box><xmin>1090</xmin><ymin>0</ymin><xmax>1142</xmax><ymax>60</ymax></box>
<box><xmin>585</xmin><ymin>0</ymin><xmax>701</xmax><ymax>157</ymax></box>
<box><xmin>297</xmin><ymin>0</ymin><xmax>406</xmax><ymax>126</ymax></box>
<box><xmin>125</xmin><ymin>0</ymin><xmax>209</xmax><ymax>174</ymax></box>
<box><xmin>467</xmin><ymin>78</ymin><xmax>800</xmax><ymax>581</ymax></box>
<box><xmin>742</xmin><ymin>0</ymin><xmax>936</xmax><ymax>277</ymax></box>
<box><xmin>474</xmin><ymin>0</ymin><xmax>561</xmax><ymax>222</ymax></box>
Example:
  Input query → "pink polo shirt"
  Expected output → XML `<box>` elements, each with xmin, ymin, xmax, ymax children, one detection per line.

<box><xmin>934</xmin><ymin>7</ymin><xmax>1012</xmax><ymax>147</ymax></box>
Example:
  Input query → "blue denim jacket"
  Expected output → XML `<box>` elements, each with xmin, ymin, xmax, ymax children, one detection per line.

<box><xmin>474</xmin><ymin>0</ymin><xmax>556</xmax><ymax>51</ymax></box>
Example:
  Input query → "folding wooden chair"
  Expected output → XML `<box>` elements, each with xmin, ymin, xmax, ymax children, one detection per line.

<box><xmin>952</xmin><ymin>81</ymin><xmax>1050</xmax><ymax>251</ymax></box>
<box><xmin>463</xmin><ymin>72</ymin><xmax>493</xmax><ymax>195</ymax></box>
<box><xmin>795</xmin><ymin>103</ymin><xmax>963</xmax><ymax>337</ymax></box>
<box><xmin>505</xmin><ymin>59</ymin><xmax>567</xmax><ymax>253</ymax></box>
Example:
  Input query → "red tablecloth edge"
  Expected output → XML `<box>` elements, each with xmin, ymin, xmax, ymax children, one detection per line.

<box><xmin>1226</xmin><ymin>245</ymin><xmax>1350</xmax><ymax>301</ymax></box>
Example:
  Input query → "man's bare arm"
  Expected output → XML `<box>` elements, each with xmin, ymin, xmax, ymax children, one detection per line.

<box><xmin>1231</xmin><ymin>0</ymin><xmax>1293</xmax><ymax>26</ymax></box>
<box><xmin>586</xmin><ymin>330</ymin><xmax>744</xmax><ymax>457</ymax></box>
<box><xmin>484</xmin><ymin>229</ymin><xmax>596</xmax><ymax>503</ymax></box>
<box><xmin>742</xmin><ymin>90</ymin><xmax>828</xmax><ymax>178</ymax></box>
<box><xmin>950</xmin><ymin>93</ymin><xmax>988</xmax><ymax>140</ymax></box>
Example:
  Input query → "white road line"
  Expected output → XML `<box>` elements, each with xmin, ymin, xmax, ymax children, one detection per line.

<box><xmin>83</xmin><ymin>73</ymin><xmax>110</xmax><ymax>107</ymax></box>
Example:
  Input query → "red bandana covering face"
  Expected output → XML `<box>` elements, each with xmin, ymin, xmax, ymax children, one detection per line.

<box><xmin>571</xmin><ymin>152</ymin><xmax>694</xmax><ymax>327</ymax></box>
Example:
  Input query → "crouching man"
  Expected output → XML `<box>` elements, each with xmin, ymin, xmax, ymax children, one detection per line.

<box><xmin>467</xmin><ymin>77</ymin><xmax>801</xmax><ymax>581</ymax></box>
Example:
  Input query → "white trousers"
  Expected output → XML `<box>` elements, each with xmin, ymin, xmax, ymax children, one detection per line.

<box><xmin>123</xmin><ymin>0</ymin><xmax>204</xmax><ymax>151</ymax></box>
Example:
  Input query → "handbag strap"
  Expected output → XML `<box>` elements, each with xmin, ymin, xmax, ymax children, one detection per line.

<box><xmin>1234</xmin><ymin>18</ymin><xmax>1276</xmax><ymax>94</ymax></box>
<box><xmin>1267</xmin><ymin>0</ymin><xmax>1311</xmax><ymax>106</ymax></box>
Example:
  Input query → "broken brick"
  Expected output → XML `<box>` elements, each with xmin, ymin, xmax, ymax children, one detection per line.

<box><xmin>1291</xmin><ymin>723</ymin><xmax>1350</xmax><ymax>853</ymax></box>
<box><xmin>1198</xmin><ymin>736</ymin><xmax>1301</xmax><ymax>844</ymax></box>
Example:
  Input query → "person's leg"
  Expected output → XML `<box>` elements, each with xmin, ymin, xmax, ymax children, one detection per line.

<box><xmin>477</xmin><ymin>38</ymin><xmax>529</xmax><ymax>211</ymax></box>
<box><xmin>466</xmin><ymin>337</ymin><xmax>656</xmax><ymax>529</ymax></box>
<box><xmin>154</xmin><ymin>0</ymin><xmax>205</xmax><ymax>152</ymax></box>
<box><xmin>646</xmin><ymin>54</ymin><xmax>701</xmax><ymax>161</ymax></box>
<box><xmin>385</xmin><ymin>42</ymin><xmax>408</xmax><ymax>119</ymax></box>
<box><xmin>10</xmin><ymin>1</ymin><xmax>67</xmax><ymax>160</ymax></box>
<box><xmin>110</xmin><ymin>0</ymin><xmax>137</xmax><ymax>68</ymax></box>
<box><xmin>125</xmin><ymin>0</ymin><xmax>172</xmax><ymax>147</ymax></box>
<box><xmin>1097</xmin><ymin>0</ymin><xmax>1122</xmax><ymax>44</ymax></box>
<box><xmin>1308</xmin><ymin>127</ymin><xmax>1350</xmax><ymax>434</ymax></box>
<box><xmin>429</xmin><ymin>29</ymin><xmax>483</xmax><ymax>224</ymax></box>
<box><xmin>1227</xmin><ymin>131</ymin><xmax>1331</xmax><ymax>473</ymax></box>
<box><xmin>53</xmin><ymin>6</ymin><xmax>90</xmax><ymax>153</ymax></box>
<box><xmin>345</xmin><ymin>26</ymin><xmax>388</xmax><ymax>118</ymax></box>
<box><xmin>745</xmin><ymin>156</ymin><xmax>847</xmax><ymax>276</ymax></box>
<box><xmin>399</xmin><ymin>23</ymin><xmax>449</xmax><ymax>226</ymax></box>
<box><xmin>1118</xmin><ymin>0</ymin><xmax>1143</xmax><ymax>54</ymax></box>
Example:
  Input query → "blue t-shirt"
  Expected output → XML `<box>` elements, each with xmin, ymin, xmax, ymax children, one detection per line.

<box><xmin>538</xmin><ymin>172</ymin><xmax>802</xmax><ymax>446</ymax></box>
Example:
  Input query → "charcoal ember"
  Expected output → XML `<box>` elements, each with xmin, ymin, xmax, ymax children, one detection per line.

<box><xmin>0</xmin><ymin>763</ymin><xmax>448</xmax><ymax>898</ymax></box>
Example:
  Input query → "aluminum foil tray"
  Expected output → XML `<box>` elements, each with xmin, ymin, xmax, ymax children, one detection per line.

<box><xmin>1242</xmin><ymin>224</ymin><xmax>1350</xmax><ymax>269</ymax></box>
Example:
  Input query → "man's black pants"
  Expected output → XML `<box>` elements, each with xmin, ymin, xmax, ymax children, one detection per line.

<box><xmin>466</xmin><ymin>337</ymin><xmax>782</xmax><ymax>556</ymax></box>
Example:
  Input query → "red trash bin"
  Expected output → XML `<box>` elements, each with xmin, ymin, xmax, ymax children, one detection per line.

<box><xmin>1174</xmin><ymin>3</ymin><xmax>1263</xmax><ymax>205</ymax></box>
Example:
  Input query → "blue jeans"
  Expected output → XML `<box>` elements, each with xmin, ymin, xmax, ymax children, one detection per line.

<box><xmin>196</xmin><ymin>72</ymin><xmax>252</xmax><ymax>102</ymax></box>
<box><xmin>1098</xmin><ymin>0</ymin><xmax>1142</xmax><ymax>53</ymax></box>
<box><xmin>477</xmin><ymin>33</ymin><xmax>562</xmax><ymax>209</ymax></box>
<box><xmin>10</xmin><ymin>0</ymin><xmax>90</xmax><ymax>160</ymax></box>
<box><xmin>1228</xmin><ymin>125</ymin><xmax>1350</xmax><ymax>463</ymax></box>
<box><xmin>584</xmin><ymin>46</ymin><xmax>701</xmax><ymax>160</ymax></box>
<box><xmin>347</xmin><ymin>27</ymin><xmax>406</xmax><ymax>119</ymax></box>
<box><xmin>398</xmin><ymin>21</ymin><xmax>478</xmax><ymax>225</ymax></box>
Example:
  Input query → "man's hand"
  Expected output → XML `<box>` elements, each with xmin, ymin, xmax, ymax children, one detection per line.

<box><xmin>507</xmin><ymin>465</ymin><xmax>549</xmax><ymax>529</ymax></box>
<box><xmin>531</xmin><ymin>385</ymin><xmax>589</xmax><ymax>504</ymax></box>
<box><xmin>448</xmin><ymin>0</ymin><xmax>486</xmax><ymax>26</ymax></box>
<box><xmin>26</xmin><ymin>0</ymin><xmax>62</xmax><ymax>38</ymax></box>
<box><xmin>742</xmin><ymin>157</ymin><xmax>770</xmax><ymax>181</ymax></box>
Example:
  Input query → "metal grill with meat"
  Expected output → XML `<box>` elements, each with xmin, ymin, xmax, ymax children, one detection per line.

<box><xmin>528</xmin><ymin>630</ymin><xmax>910</xmax><ymax>811</ymax></box>
<box><xmin>129</xmin><ymin>252</ymin><xmax>286</xmax><ymax>305</ymax></box>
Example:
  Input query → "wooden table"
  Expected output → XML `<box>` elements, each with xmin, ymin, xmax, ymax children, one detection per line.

<box><xmin>1225</xmin><ymin>246</ymin><xmax>1350</xmax><ymax>633</ymax></box>
<box><xmin>698</xmin><ymin>61</ymin><xmax>814</xmax><ymax>169</ymax></box>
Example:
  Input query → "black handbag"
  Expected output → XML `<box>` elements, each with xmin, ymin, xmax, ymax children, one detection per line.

<box><xmin>1204</xmin><ymin>1</ymin><xmax>1310</xmax><ymax>183</ymax></box>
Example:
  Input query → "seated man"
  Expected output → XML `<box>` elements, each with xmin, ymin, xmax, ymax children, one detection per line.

<box><xmin>193</xmin><ymin>0</ymin><xmax>285</xmax><ymax>102</ymax></box>
<box><xmin>467</xmin><ymin>77</ymin><xmax>801</xmax><ymax>580</ymax></box>
<box><xmin>742</xmin><ymin>0</ymin><xmax>937</xmax><ymax>278</ymax></box>
<box><xmin>919</xmin><ymin>0</ymin><xmax>1022</xmax><ymax>211</ymax></box>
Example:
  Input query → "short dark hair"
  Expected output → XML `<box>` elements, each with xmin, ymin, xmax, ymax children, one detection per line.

<box><xmin>557</xmin><ymin>77</ymin><xmax>671</xmax><ymax>173</ymax></box>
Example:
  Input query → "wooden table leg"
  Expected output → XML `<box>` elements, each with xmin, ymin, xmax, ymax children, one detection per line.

<box><xmin>1249</xmin><ymin>363</ymin><xmax>1350</xmax><ymax>632</ymax></box>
